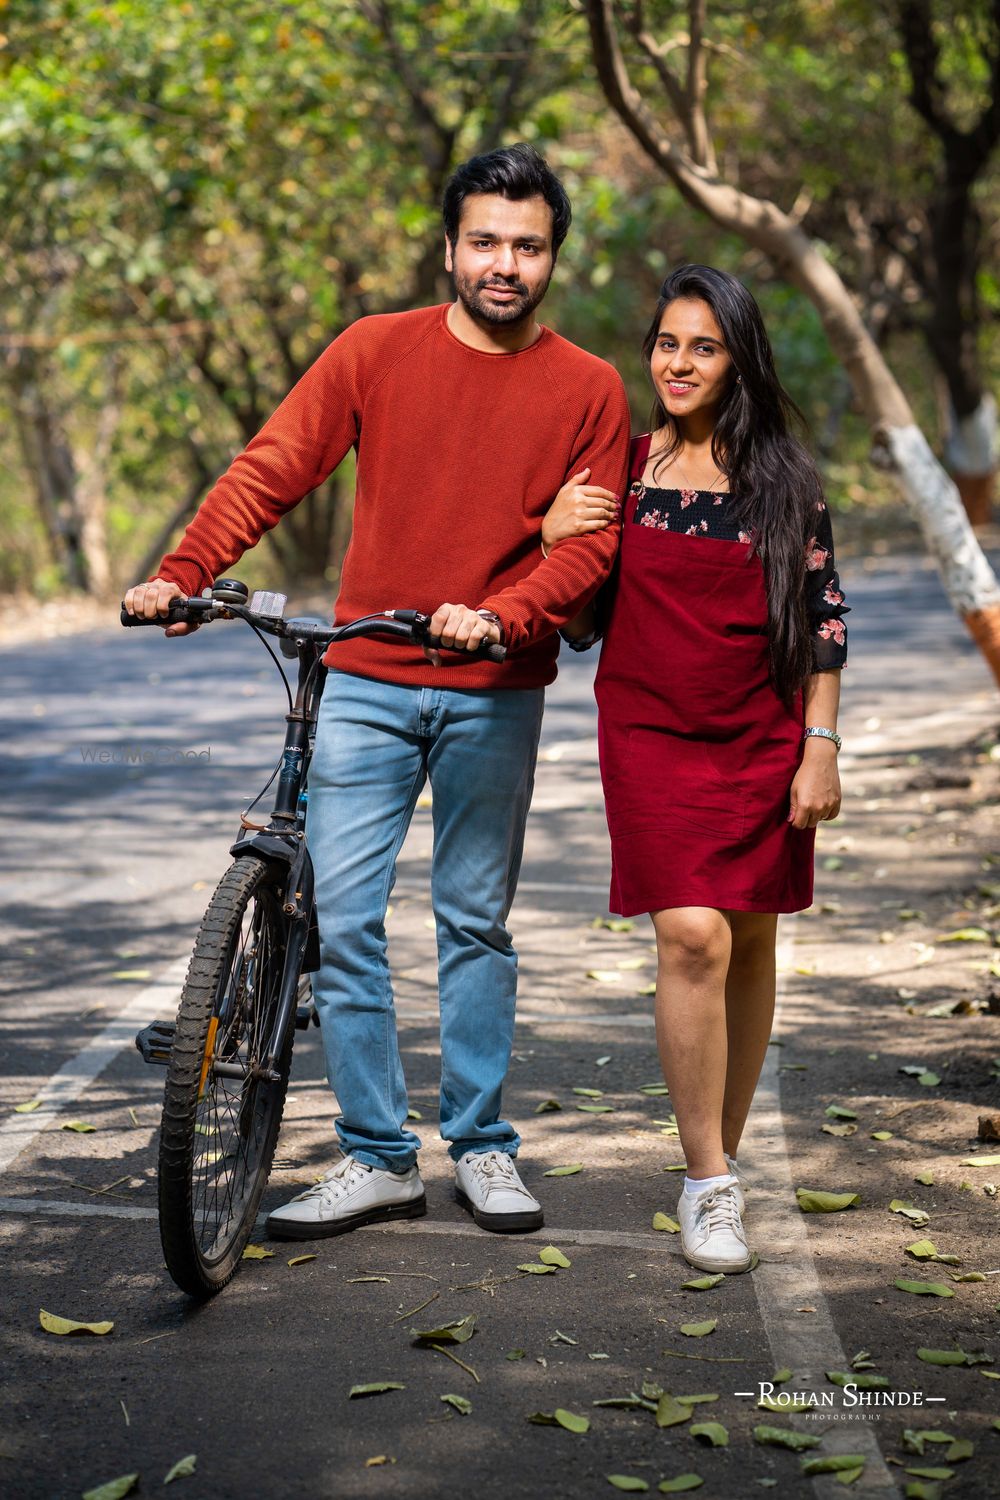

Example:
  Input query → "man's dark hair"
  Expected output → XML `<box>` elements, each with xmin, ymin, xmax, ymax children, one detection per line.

<box><xmin>442</xmin><ymin>143</ymin><xmax>572</xmax><ymax>257</ymax></box>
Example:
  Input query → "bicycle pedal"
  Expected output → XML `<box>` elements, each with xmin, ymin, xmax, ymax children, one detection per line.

<box><xmin>295</xmin><ymin>1000</ymin><xmax>320</xmax><ymax>1031</ymax></box>
<box><xmin>135</xmin><ymin>1019</ymin><xmax>176</xmax><ymax>1065</ymax></box>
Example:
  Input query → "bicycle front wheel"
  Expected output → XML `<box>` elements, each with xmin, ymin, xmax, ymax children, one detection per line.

<box><xmin>157</xmin><ymin>856</ymin><xmax>297</xmax><ymax>1296</ymax></box>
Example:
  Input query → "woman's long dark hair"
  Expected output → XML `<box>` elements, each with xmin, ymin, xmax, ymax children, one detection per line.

<box><xmin>641</xmin><ymin>264</ymin><xmax>822</xmax><ymax>704</ymax></box>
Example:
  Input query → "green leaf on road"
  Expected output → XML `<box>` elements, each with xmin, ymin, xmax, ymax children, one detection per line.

<box><xmin>653</xmin><ymin>1213</ymin><xmax>680</xmax><ymax>1232</ymax></box>
<box><xmin>824</xmin><ymin>1105</ymin><xmax>858</xmax><ymax>1119</ymax></box>
<box><xmin>800</xmin><ymin>1455</ymin><xmax>867</xmax><ymax>1475</ymax></box>
<box><xmin>554</xmin><ymin>1409</ymin><xmax>590</xmax><ymax>1433</ymax></box>
<box><xmin>906</xmin><ymin>1240</ymin><xmax>959</xmax><ymax>1263</ymax></box>
<box><xmin>411</xmin><ymin>1316</ymin><xmax>476</xmax><ymax>1344</ymax></box>
<box><xmin>822</xmin><ymin>1123</ymin><xmax>857</xmax><ymax>1137</ymax></box>
<box><xmin>681</xmin><ymin>1275</ymin><xmax>724</xmax><ymax>1291</ymax></box>
<box><xmin>679</xmin><ymin>1321</ymin><xmax>717</xmax><ymax>1338</ymax></box>
<box><xmin>871</xmin><ymin>1131</ymin><xmax>894</xmax><ymax>1140</ymax></box>
<box><xmin>657</xmin><ymin>1476</ymin><xmax>703</xmax><ymax>1493</ymax></box>
<box><xmin>544</xmin><ymin>1164</ymin><xmax>583</xmax><ymax>1177</ymax></box>
<box><xmin>163</xmin><ymin>1455</ymin><xmax>197</xmax><ymax>1483</ymax></box>
<box><xmin>895</xmin><ymin>1280</ymin><xmax>955</xmax><ymax>1297</ymax></box>
<box><xmin>82</xmin><ymin>1475</ymin><xmax>140</xmax><ymax>1500</ymax></box>
<box><xmin>241</xmin><ymin>1245</ymin><xmax>274</xmax><ymax>1260</ymax></box>
<box><xmin>945</xmin><ymin>1438</ymin><xmax>974</xmax><ymax>1460</ymax></box>
<box><xmin>690</xmin><ymin>1421</ymin><xmax>728</xmax><ymax>1446</ymax></box>
<box><xmin>917</xmin><ymin>1348</ymin><xmax>991</xmax><ymax>1366</ymax></box>
<box><xmin>111</xmin><ymin>970</ymin><xmax>152</xmax><ymax>981</ymax></box>
<box><xmin>639</xmin><ymin>1084</ymin><xmax>670</xmax><ymax>1095</ymax></box>
<box><xmin>572</xmin><ymin>1087</ymin><xmax>604</xmax><ymax>1097</ymax></box>
<box><xmin>826</xmin><ymin>1370</ymin><xmax>890</xmax><ymax>1389</ymax></box>
<box><xmin>39</xmin><ymin>1309</ymin><xmax>113</xmax><ymax>1336</ymax></box>
<box><xmin>577</xmin><ymin>1103</ymin><xmax>615</xmax><ymax>1113</ymax></box>
<box><xmin>607</xmin><ymin>1478</ymin><xmax>649</xmax><ymax>1493</ymax></box>
<box><xmin>440</xmin><ymin>1393</ymin><xmax>472</xmax><ymax>1416</ymax></box>
<box><xmin>61</xmin><ymin>1121</ymin><xmax>97</xmax><ymax>1133</ymax></box>
<box><xmin>13</xmin><ymin>1099</ymin><xmax>41</xmax><ymax>1113</ymax></box>
<box><xmin>904</xmin><ymin>1469</ymin><xmax>953</xmax><ymax>1481</ymax></box>
<box><xmin>915</xmin><ymin>1171</ymin><xmax>935</xmax><ymax>1185</ymax></box>
<box><xmin>960</xmin><ymin>1154</ymin><xmax>1000</xmax><ymax>1166</ymax></box>
<box><xmin>655</xmin><ymin>1393</ymin><xmax>692</xmax><ymax>1427</ymax></box>
<box><xmin>349</xmin><ymin>1383</ymin><xmax>405</xmax><ymax>1397</ymax></box>
<box><xmin>535</xmin><ymin>1099</ymin><xmax>561</xmax><ymax>1113</ymax></box>
<box><xmin>518</xmin><ymin>1263</ymin><xmax>557</xmax><ymax>1274</ymax></box>
<box><xmin>538</xmin><ymin>1246</ymin><xmax>572</xmax><ymax>1268</ymax></box>
<box><xmin>795</xmin><ymin>1188</ymin><xmax>860</xmax><ymax>1212</ymax></box>
<box><xmin>890</xmin><ymin>1200</ymin><xmax>930</xmax><ymax>1223</ymax></box>
<box><xmin>938</xmin><ymin>927</ymin><xmax>990</xmax><ymax>942</ymax></box>
<box><xmin>771</xmin><ymin>1369</ymin><xmax>793</xmax><ymax>1384</ymax></box>
<box><xmin>753</xmin><ymin>1425</ymin><xmax>821</xmax><ymax>1451</ymax></box>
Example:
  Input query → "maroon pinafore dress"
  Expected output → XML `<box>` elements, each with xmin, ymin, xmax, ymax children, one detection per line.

<box><xmin>594</xmin><ymin>434</ymin><xmax>814</xmax><ymax>917</ymax></box>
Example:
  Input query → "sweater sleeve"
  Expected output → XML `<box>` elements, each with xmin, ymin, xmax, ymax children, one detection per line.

<box><xmin>477</xmin><ymin>373</ymin><xmax>631</xmax><ymax>652</ymax></box>
<box><xmin>149</xmin><ymin>324</ymin><xmax>367</xmax><ymax>595</ymax></box>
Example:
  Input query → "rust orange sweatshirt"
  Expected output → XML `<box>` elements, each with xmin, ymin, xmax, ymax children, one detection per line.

<box><xmin>153</xmin><ymin>303</ymin><xmax>631</xmax><ymax>688</ymax></box>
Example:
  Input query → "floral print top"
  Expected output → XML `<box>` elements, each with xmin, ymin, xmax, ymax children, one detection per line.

<box><xmin>567</xmin><ymin>483</ymin><xmax>850</xmax><ymax>670</ymax></box>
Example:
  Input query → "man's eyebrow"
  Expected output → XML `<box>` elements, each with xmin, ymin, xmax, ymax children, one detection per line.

<box><xmin>464</xmin><ymin>229</ymin><xmax>547</xmax><ymax>245</ymax></box>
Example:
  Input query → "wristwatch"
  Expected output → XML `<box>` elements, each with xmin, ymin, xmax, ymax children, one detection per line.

<box><xmin>475</xmin><ymin>608</ymin><xmax>504</xmax><ymax>642</ymax></box>
<box><xmin>803</xmin><ymin>726</ymin><xmax>842</xmax><ymax>751</ymax></box>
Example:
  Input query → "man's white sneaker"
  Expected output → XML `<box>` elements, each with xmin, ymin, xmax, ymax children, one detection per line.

<box><xmin>266</xmin><ymin>1155</ymin><xmax>425</xmax><ymax>1240</ymax></box>
<box><xmin>454</xmin><ymin>1150</ymin><xmax>544</xmax><ymax>1233</ymax></box>
<box><xmin>677</xmin><ymin>1177</ymin><xmax>753</xmax><ymax>1273</ymax></box>
<box><xmin>723</xmin><ymin>1153</ymin><xmax>749</xmax><ymax>1215</ymax></box>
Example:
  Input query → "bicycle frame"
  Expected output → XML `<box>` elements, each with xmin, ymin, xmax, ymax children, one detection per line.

<box><xmin>227</xmin><ymin>633</ymin><xmax>326</xmax><ymax>1083</ymax></box>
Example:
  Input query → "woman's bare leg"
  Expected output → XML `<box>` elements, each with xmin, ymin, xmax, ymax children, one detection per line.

<box><xmin>651</xmin><ymin>906</ymin><xmax>732</xmax><ymax>1180</ymax></box>
<box><xmin>721</xmin><ymin>911</ymin><xmax>779</xmax><ymax>1159</ymax></box>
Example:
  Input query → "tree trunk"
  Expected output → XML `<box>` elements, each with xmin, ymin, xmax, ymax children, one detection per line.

<box><xmin>584</xmin><ymin>0</ymin><xmax>1000</xmax><ymax>688</ymax></box>
<box><xmin>943</xmin><ymin>395</ymin><xmax>997</xmax><ymax>529</ymax></box>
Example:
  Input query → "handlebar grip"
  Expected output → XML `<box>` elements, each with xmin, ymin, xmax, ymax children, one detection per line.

<box><xmin>120</xmin><ymin>599</ymin><xmax>197</xmax><ymax>627</ymax></box>
<box><xmin>425</xmin><ymin>633</ymin><xmax>506</xmax><ymax>664</ymax></box>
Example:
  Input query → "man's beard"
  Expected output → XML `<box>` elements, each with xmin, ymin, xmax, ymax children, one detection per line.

<box><xmin>453</xmin><ymin>269</ymin><xmax>551</xmax><ymax>328</ymax></box>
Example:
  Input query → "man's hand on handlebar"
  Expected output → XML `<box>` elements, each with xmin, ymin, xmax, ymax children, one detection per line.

<box><xmin>123</xmin><ymin>578</ymin><xmax>199</xmax><ymax>637</ymax></box>
<box><xmin>424</xmin><ymin>603</ymin><xmax>501</xmax><ymax>668</ymax></box>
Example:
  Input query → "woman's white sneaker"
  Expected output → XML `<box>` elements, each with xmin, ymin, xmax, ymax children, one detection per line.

<box><xmin>723</xmin><ymin>1153</ymin><xmax>749</xmax><ymax>1215</ymax></box>
<box><xmin>454</xmin><ymin>1149</ymin><xmax>544</xmax><ymax>1232</ymax></box>
<box><xmin>677</xmin><ymin>1177</ymin><xmax>753</xmax><ymax>1273</ymax></box>
<box><xmin>266</xmin><ymin>1155</ymin><xmax>426</xmax><ymax>1240</ymax></box>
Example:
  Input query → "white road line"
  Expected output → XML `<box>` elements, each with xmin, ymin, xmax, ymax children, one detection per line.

<box><xmin>746</xmin><ymin>918</ymin><xmax>900</xmax><ymax>1497</ymax></box>
<box><xmin>0</xmin><ymin>1197</ymin><xmax>698</xmax><ymax>1254</ymax></box>
<box><xmin>0</xmin><ymin>958</ymin><xmax>186</xmax><ymax>1178</ymax></box>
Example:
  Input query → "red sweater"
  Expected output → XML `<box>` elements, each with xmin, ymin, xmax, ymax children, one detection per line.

<box><xmin>153</xmin><ymin>303</ymin><xmax>631</xmax><ymax>689</ymax></box>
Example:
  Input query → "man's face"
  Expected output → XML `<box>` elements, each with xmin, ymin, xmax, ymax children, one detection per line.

<box><xmin>445</xmin><ymin>193</ymin><xmax>555</xmax><ymax>328</ymax></box>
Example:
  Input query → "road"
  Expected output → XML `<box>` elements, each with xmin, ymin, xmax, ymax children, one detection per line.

<box><xmin>1</xmin><ymin>551</ymin><xmax>998</xmax><ymax>1500</ymax></box>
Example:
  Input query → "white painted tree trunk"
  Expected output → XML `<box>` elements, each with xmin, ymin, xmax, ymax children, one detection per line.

<box><xmin>882</xmin><ymin>424</ymin><xmax>1000</xmax><ymax>612</ymax></box>
<box><xmin>944</xmin><ymin>394</ymin><xmax>998</xmax><ymax>477</ymax></box>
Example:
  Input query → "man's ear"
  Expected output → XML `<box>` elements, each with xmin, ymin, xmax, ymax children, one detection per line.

<box><xmin>444</xmin><ymin>235</ymin><xmax>454</xmax><ymax>274</ymax></box>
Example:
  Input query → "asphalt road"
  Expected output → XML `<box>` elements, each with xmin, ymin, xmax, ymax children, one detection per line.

<box><xmin>1</xmin><ymin>552</ymin><xmax>998</xmax><ymax>1500</ymax></box>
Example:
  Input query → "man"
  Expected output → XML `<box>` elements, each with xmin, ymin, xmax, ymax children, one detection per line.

<box><xmin>124</xmin><ymin>143</ymin><xmax>630</xmax><ymax>1239</ymax></box>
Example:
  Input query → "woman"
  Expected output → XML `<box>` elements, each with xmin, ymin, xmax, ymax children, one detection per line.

<box><xmin>543</xmin><ymin>266</ymin><xmax>848</xmax><ymax>1273</ymax></box>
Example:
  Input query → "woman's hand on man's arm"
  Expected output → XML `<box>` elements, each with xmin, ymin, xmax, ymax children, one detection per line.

<box><xmin>541</xmin><ymin>468</ymin><xmax>620</xmax><ymax>555</ymax></box>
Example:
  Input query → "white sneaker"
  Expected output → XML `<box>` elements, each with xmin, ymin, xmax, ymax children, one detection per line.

<box><xmin>677</xmin><ymin>1177</ymin><xmax>753</xmax><ymax>1273</ymax></box>
<box><xmin>454</xmin><ymin>1150</ymin><xmax>544</xmax><ymax>1233</ymax></box>
<box><xmin>724</xmin><ymin>1153</ymin><xmax>749</xmax><ymax>1215</ymax></box>
<box><xmin>266</xmin><ymin>1155</ymin><xmax>426</xmax><ymax>1240</ymax></box>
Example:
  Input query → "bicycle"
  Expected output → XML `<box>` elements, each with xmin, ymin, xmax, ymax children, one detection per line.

<box><xmin>122</xmin><ymin>577</ymin><xmax>505</xmax><ymax>1298</ymax></box>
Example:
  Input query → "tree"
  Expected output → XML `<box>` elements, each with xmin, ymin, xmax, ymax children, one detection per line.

<box><xmin>585</xmin><ymin>0</ymin><xmax>1000</xmax><ymax>685</ymax></box>
<box><xmin>898</xmin><ymin>0</ymin><xmax>1000</xmax><ymax>525</ymax></box>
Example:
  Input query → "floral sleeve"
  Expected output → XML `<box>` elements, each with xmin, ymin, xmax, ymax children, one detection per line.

<box><xmin>804</xmin><ymin>500</ymin><xmax>849</xmax><ymax>670</ymax></box>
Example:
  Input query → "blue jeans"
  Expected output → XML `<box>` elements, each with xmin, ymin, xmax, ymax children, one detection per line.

<box><xmin>305</xmin><ymin>671</ymin><xmax>545</xmax><ymax>1172</ymax></box>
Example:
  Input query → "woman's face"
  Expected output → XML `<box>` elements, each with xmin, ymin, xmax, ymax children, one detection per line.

<box><xmin>650</xmin><ymin>297</ymin><xmax>735</xmax><ymax>423</ymax></box>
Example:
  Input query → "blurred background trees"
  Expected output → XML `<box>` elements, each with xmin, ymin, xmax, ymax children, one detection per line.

<box><xmin>1</xmin><ymin>0</ymin><xmax>997</xmax><ymax>605</ymax></box>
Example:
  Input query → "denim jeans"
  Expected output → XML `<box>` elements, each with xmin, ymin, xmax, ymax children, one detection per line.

<box><xmin>305</xmin><ymin>670</ymin><xmax>545</xmax><ymax>1172</ymax></box>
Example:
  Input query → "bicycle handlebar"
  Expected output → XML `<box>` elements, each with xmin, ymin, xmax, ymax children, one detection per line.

<box><xmin>119</xmin><ymin>596</ymin><xmax>507</xmax><ymax>663</ymax></box>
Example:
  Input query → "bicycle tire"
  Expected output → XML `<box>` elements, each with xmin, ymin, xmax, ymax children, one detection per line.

<box><xmin>157</xmin><ymin>855</ymin><xmax>298</xmax><ymax>1296</ymax></box>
